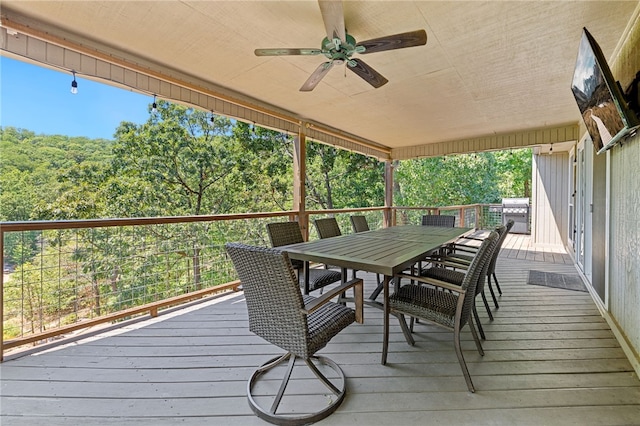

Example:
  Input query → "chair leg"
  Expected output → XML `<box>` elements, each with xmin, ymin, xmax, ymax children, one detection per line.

<box><xmin>248</xmin><ymin>353</ymin><xmax>348</xmax><ymax>425</ymax></box>
<box><xmin>468</xmin><ymin>315</ymin><xmax>485</xmax><ymax>356</ymax></box>
<box><xmin>492</xmin><ymin>272</ymin><xmax>503</xmax><ymax>295</ymax></box>
<box><xmin>486</xmin><ymin>275</ymin><xmax>499</xmax><ymax>309</ymax></box>
<box><xmin>480</xmin><ymin>290</ymin><xmax>494</xmax><ymax>321</ymax></box>
<box><xmin>454</xmin><ymin>324</ymin><xmax>476</xmax><ymax>393</ymax></box>
<box><xmin>396</xmin><ymin>313</ymin><xmax>415</xmax><ymax>346</ymax></box>
<box><xmin>472</xmin><ymin>305</ymin><xmax>485</xmax><ymax>340</ymax></box>
<box><xmin>270</xmin><ymin>354</ymin><xmax>297</xmax><ymax>414</ymax></box>
<box><xmin>305</xmin><ymin>357</ymin><xmax>340</xmax><ymax>395</ymax></box>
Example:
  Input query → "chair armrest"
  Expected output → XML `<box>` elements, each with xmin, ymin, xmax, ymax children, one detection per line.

<box><xmin>424</xmin><ymin>256</ymin><xmax>471</xmax><ymax>270</ymax></box>
<box><xmin>397</xmin><ymin>273</ymin><xmax>466</xmax><ymax>294</ymax></box>
<box><xmin>302</xmin><ymin>278</ymin><xmax>364</xmax><ymax>324</ymax></box>
<box><xmin>449</xmin><ymin>243</ymin><xmax>480</xmax><ymax>253</ymax></box>
<box><xmin>456</xmin><ymin>230</ymin><xmax>490</xmax><ymax>242</ymax></box>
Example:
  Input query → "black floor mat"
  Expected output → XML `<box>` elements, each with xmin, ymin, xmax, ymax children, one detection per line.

<box><xmin>527</xmin><ymin>270</ymin><xmax>587</xmax><ymax>292</ymax></box>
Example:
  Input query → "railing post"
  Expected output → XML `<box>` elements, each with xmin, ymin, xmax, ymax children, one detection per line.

<box><xmin>458</xmin><ymin>208</ymin><xmax>465</xmax><ymax>227</ymax></box>
<box><xmin>476</xmin><ymin>204</ymin><xmax>482</xmax><ymax>229</ymax></box>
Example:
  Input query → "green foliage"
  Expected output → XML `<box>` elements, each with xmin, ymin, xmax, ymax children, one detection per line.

<box><xmin>394</xmin><ymin>149</ymin><xmax>531</xmax><ymax>207</ymax></box>
<box><xmin>112</xmin><ymin>101</ymin><xmax>238</xmax><ymax>216</ymax></box>
<box><xmin>306</xmin><ymin>143</ymin><xmax>384</xmax><ymax>209</ymax></box>
<box><xmin>1</xmin><ymin>107</ymin><xmax>531</xmax><ymax>340</ymax></box>
<box><xmin>232</xmin><ymin>123</ymin><xmax>293</xmax><ymax>211</ymax></box>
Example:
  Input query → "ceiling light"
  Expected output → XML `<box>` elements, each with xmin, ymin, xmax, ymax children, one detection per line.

<box><xmin>70</xmin><ymin>71</ymin><xmax>78</xmax><ymax>94</ymax></box>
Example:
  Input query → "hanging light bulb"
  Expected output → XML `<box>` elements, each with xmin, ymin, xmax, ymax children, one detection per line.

<box><xmin>210</xmin><ymin>110</ymin><xmax>215</xmax><ymax>123</ymax></box>
<box><xmin>70</xmin><ymin>71</ymin><xmax>78</xmax><ymax>94</ymax></box>
<box><xmin>251</xmin><ymin>122</ymin><xmax>256</xmax><ymax>133</ymax></box>
<box><xmin>151</xmin><ymin>95</ymin><xmax>158</xmax><ymax>114</ymax></box>
<box><xmin>549</xmin><ymin>144</ymin><xmax>553</xmax><ymax>154</ymax></box>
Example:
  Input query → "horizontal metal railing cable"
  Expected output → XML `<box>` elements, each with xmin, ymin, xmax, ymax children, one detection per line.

<box><xmin>0</xmin><ymin>205</ymin><xmax>499</xmax><ymax>360</ymax></box>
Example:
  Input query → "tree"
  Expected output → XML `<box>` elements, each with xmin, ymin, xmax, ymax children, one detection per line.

<box><xmin>395</xmin><ymin>153</ymin><xmax>501</xmax><ymax>207</ymax></box>
<box><xmin>112</xmin><ymin>101</ymin><xmax>237</xmax><ymax>217</ymax></box>
<box><xmin>232</xmin><ymin>123</ymin><xmax>293</xmax><ymax>212</ymax></box>
<box><xmin>306</xmin><ymin>142</ymin><xmax>384</xmax><ymax>209</ymax></box>
<box><xmin>494</xmin><ymin>148</ymin><xmax>532</xmax><ymax>198</ymax></box>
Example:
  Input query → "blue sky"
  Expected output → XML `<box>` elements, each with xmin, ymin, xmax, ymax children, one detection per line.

<box><xmin>1</xmin><ymin>56</ymin><xmax>152</xmax><ymax>140</ymax></box>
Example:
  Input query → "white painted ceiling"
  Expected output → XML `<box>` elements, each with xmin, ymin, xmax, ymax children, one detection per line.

<box><xmin>2</xmin><ymin>1</ymin><xmax>638</xmax><ymax>153</ymax></box>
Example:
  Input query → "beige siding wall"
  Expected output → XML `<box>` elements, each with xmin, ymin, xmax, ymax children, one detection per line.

<box><xmin>531</xmin><ymin>152</ymin><xmax>569</xmax><ymax>247</ymax></box>
<box><xmin>605</xmin><ymin>8</ymin><xmax>640</xmax><ymax>368</ymax></box>
<box><xmin>609</xmin><ymin>133</ymin><xmax>640</xmax><ymax>359</ymax></box>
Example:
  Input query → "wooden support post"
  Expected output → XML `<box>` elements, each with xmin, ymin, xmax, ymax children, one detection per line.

<box><xmin>293</xmin><ymin>130</ymin><xmax>308</xmax><ymax>239</ymax></box>
<box><xmin>384</xmin><ymin>161</ymin><xmax>394</xmax><ymax>228</ymax></box>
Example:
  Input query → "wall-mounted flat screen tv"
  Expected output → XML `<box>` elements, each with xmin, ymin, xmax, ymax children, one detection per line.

<box><xmin>571</xmin><ymin>27</ymin><xmax>639</xmax><ymax>154</ymax></box>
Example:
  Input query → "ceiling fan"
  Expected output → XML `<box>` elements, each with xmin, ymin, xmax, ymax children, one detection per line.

<box><xmin>254</xmin><ymin>0</ymin><xmax>427</xmax><ymax>91</ymax></box>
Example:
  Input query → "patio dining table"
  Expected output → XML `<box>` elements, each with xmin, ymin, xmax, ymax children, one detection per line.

<box><xmin>282</xmin><ymin>224</ymin><xmax>472</xmax><ymax>363</ymax></box>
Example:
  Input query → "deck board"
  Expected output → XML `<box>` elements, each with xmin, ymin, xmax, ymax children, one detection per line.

<box><xmin>1</xmin><ymin>235</ymin><xmax>639</xmax><ymax>425</ymax></box>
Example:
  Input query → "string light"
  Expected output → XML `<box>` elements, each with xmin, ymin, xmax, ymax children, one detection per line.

<box><xmin>549</xmin><ymin>143</ymin><xmax>553</xmax><ymax>154</ymax></box>
<box><xmin>210</xmin><ymin>110</ymin><xmax>215</xmax><ymax>123</ymax></box>
<box><xmin>151</xmin><ymin>94</ymin><xmax>157</xmax><ymax>114</ymax></box>
<box><xmin>70</xmin><ymin>71</ymin><xmax>78</xmax><ymax>94</ymax></box>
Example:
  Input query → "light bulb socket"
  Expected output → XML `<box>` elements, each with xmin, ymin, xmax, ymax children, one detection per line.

<box><xmin>70</xmin><ymin>72</ymin><xmax>78</xmax><ymax>94</ymax></box>
<box><xmin>151</xmin><ymin>94</ymin><xmax>158</xmax><ymax>113</ymax></box>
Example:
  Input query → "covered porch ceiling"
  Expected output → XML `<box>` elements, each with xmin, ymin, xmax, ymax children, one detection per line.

<box><xmin>1</xmin><ymin>1</ymin><xmax>638</xmax><ymax>160</ymax></box>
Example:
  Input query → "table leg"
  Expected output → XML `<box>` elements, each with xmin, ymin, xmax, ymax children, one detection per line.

<box><xmin>382</xmin><ymin>275</ymin><xmax>390</xmax><ymax>365</ymax></box>
<box><xmin>369</xmin><ymin>279</ymin><xmax>384</xmax><ymax>301</ymax></box>
<box><xmin>303</xmin><ymin>261</ymin><xmax>310</xmax><ymax>295</ymax></box>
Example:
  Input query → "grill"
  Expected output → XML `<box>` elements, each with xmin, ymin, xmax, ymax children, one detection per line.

<box><xmin>502</xmin><ymin>198</ymin><xmax>530</xmax><ymax>234</ymax></box>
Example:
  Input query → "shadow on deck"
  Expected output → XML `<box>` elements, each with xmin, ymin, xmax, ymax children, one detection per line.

<box><xmin>1</xmin><ymin>235</ymin><xmax>639</xmax><ymax>425</ymax></box>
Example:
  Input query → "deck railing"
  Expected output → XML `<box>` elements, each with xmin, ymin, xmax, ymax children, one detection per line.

<box><xmin>1</xmin><ymin>204</ymin><xmax>502</xmax><ymax>359</ymax></box>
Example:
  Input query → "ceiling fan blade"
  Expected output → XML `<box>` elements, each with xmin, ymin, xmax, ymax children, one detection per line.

<box><xmin>347</xmin><ymin>58</ymin><xmax>388</xmax><ymax>89</ymax></box>
<box><xmin>318</xmin><ymin>0</ymin><xmax>346</xmax><ymax>42</ymax></box>
<box><xmin>300</xmin><ymin>61</ymin><xmax>335</xmax><ymax>92</ymax></box>
<box><xmin>254</xmin><ymin>48</ymin><xmax>323</xmax><ymax>56</ymax></box>
<box><xmin>357</xmin><ymin>29</ymin><xmax>427</xmax><ymax>54</ymax></box>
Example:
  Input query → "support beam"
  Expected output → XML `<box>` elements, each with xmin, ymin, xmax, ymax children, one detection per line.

<box><xmin>293</xmin><ymin>131</ymin><xmax>308</xmax><ymax>240</ymax></box>
<box><xmin>384</xmin><ymin>161</ymin><xmax>394</xmax><ymax>228</ymax></box>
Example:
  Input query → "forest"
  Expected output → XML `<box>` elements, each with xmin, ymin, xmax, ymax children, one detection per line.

<box><xmin>0</xmin><ymin>100</ymin><xmax>531</xmax><ymax>338</ymax></box>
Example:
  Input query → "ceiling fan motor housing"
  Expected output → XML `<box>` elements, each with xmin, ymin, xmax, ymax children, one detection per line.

<box><xmin>322</xmin><ymin>33</ymin><xmax>359</xmax><ymax>62</ymax></box>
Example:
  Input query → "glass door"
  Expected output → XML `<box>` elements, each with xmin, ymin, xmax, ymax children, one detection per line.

<box><xmin>568</xmin><ymin>147</ymin><xmax>576</xmax><ymax>253</ymax></box>
<box><xmin>575</xmin><ymin>137</ymin><xmax>593</xmax><ymax>281</ymax></box>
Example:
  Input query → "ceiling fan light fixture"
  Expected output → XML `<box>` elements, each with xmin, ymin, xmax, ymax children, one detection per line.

<box><xmin>253</xmin><ymin>0</ymin><xmax>427</xmax><ymax>91</ymax></box>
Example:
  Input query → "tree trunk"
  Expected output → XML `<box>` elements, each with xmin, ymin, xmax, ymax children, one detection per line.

<box><xmin>192</xmin><ymin>247</ymin><xmax>202</xmax><ymax>291</ymax></box>
<box><xmin>92</xmin><ymin>278</ymin><xmax>101</xmax><ymax>316</ymax></box>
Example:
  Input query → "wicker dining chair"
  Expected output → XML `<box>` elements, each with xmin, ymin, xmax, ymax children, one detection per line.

<box><xmin>225</xmin><ymin>242</ymin><xmax>363</xmax><ymax>425</ymax></box>
<box><xmin>446</xmin><ymin>218</ymin><xmax>515</xmax><ymax>300</ymax></box>
<box><xmin>350</xmin><ymin>215</ymin><xmax>383</xmax><ymax>288</ymax></box>
<box><xmin>384</xmin><ymin>231</ymin><xmax>499</xmax><ymax>393</ymax></box>
<box><xmin>418</xmin><ymin>225</ymin><xmax>505</xmax><ymax>340</ymax></box>
<box><xmin>266</xmin><ymin>221</ymin><xmax>342</xmax><ymax>295</ymax></box>
<box><xmin>422</xmin><ymin>214</ymin><xmax>456</xmax><ymax>227</ymax></box>
<box><xmin>313</xmin><ymin>217</ymin><xmax>355</xmax><ymax>279</ymax></box>
<box><xmin>350</xmin><ymin>215</ymin><xmax>370</xmax><ymax>233</ymax></box>
<box><xmin>430</xmin><ymin>219</ymin><xmax>514</xmax><ymax>309</ymax></box>
<box><xmin>314</xmin><ymin>217</ymin><xmax>342</xmax><ymax>239</ymax></box>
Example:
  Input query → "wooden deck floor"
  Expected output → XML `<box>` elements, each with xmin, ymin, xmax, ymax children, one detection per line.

<box><xmin>2</xmin><ymin>235</ymin><xmax>639</xmax><ymax>425</ymax></box>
